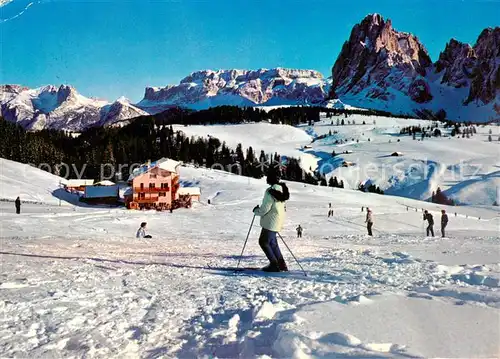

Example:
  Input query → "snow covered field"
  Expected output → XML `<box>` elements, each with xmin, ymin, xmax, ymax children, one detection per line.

<box><xmin>1</xmin><ymin>161</ymin><xmax>499</xmax><ymax>358</ymax></box>
<box><xmin>175</xmin><ymin>115</ymin><xmax>500</xmax><ymax>206</ymax></box>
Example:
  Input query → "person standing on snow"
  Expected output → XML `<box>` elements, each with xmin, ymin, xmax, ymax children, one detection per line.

<box><xmin>296</xmin><ymin>225</ymin><xmax>303</xmax><ymax>238</ymax></box>
<box><xmin>365</xmin><ymin>208</ymin><xmax>374</xmax><ymax>236</ymax></box>
<box><xmin>15</xmin><ymin>196</ymin><xmax>21</xmax><ymax>214</ymax></box>
<box><xmin>253</xmin><ymin>166</ymin><xmax>289</xmax><ymax>272</ymax></box>
<box><xmin>423</xmin><ymin>210</ymin><xmax>434</xmax><ymax>237</ymax></box>
<box><xmin>441</xmin><ymin>210</ymin><xmax>449</xmax><ymax>237</ymax></box>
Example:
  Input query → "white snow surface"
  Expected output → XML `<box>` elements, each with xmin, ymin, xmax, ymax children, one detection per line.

<box><xmin>176</xmin><ymin>116</ymin><xmax>500</xmax><ymax>206</ymax></box>
<box><xmin>1</xmin><ymin>158</ymin><xmax>499</xmax><ymax>358</ymax></box>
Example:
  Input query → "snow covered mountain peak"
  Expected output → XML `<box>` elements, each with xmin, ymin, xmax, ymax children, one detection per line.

<box><xmin>0</xmin><ymin>84</ymin><xmax>146</xmax><ymax>131</ymax></box>
<box><xmin>331</xmin><ymin>13</ymin><xmax>432</xmax><ymax>99</ymax></box>
<box><xmin>330</xmin><ymin>14</ymin><xmax>499</xmax><ymax>121</ymax></box>
<box><xmin>138</xmin><ymin>67</ymin><xmax>328</xmax><ymax>113</ymax></box>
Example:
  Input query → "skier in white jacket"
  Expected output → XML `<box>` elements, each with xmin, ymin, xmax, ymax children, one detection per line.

<box><xmin>253</xmin><ymin>166</ymin><xmax>289</xmax><ymax>272</ymax></box>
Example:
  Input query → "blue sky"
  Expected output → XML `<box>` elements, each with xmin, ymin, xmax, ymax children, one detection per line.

<box><xmin>1</xmin><ymin>0</ymin><xmax>498</xmax><ymax>102</ymax></box>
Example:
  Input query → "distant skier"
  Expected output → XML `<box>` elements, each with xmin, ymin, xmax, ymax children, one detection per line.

<box><xmin>136</xmin><ymin>222</ymin><xmax>152</xmax><ymax>238</ymax></box>
<box><xmin>15</xmin><ymin>196</ymin><xmax>21</xmax><ymax>214</ymax></box>
<box><xmin>441</xmin><ymin>210</ymin><xmax>449</xmax><ymax>237</ymax></box>
<box><xmin>365</xmin><ymin>208</ymin><xmax>373</xmax><ymax>236</ymax></box>
<box><xmin>423</xmin><ymin>210</ymin><xmax>434</xmax><ymax>237</ymax></box>
<box><xmin>296</xmin><ymin>225</ymin><xmax>303</xmax><ymax>238</ymax></box>
<box><xmin>253</xmin><ymin>166</ymin><xmax>289</xmax><ymax>272</ymax></box>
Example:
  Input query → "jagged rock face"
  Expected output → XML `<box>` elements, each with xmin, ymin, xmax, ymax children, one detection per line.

<box><xmin>330</xmin><ymin>14</ymin><xmax>498</xmax><ymax>120</ymax></box>
<box><xmin>331</xmin><ymin>13</ymin><xmax>432</xmax><ymax>101</ymax></box>
<box><xmin>435</xmin><ymin>39</ymin><xmax>476</xmax><ymax>88</ymax></box>
<box><xmin>409</xmin><ymin>79</ymin><xmax>433</xmax><ymax>103</ymax></box>
<box><xmin>0</xmin><ymin>85</ymin><xmax>146</xmax><ymax>131</ymax></box>
<box><xmin>435</xmin><ymin>28</ymin><xmax>499</xmax><ymax>106</ymax></box>
<box><xmin>466</xmin><ymin>28</ymin><xmax>500</xmax><ymax>105</ymax></box>
<box><xmin>100</xmin><ymin>98</ymin><xmax>148</xmax><ymax>127</ymax></box>
<box><xmin>138</xmin><ymin>68</ymin><xmax>328</xmax><ymax>113</ymax></box>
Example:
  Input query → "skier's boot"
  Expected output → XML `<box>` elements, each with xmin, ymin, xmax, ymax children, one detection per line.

<box><xmin>262</xmin><ymin>262</ymin><xmax>280</xmax><ymax>272</ymax></box>
<box><xmin>277</xmin><ymin>257</ymin><xmax>288</xmax><ymax>272</ymax></box>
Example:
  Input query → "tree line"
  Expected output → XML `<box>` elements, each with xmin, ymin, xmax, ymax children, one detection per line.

<box><xmin>0</xmin><ymin>117</ymin><xmax>322</xmax><ymax>185</ymax></box>
<box><xmin>112</xmin><ymin>104</ymin><xmax>421</xmax><ymax>128</ymax></box>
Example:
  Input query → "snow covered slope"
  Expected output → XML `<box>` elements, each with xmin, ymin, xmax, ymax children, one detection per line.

<box><xmin>173</xmin><ymin>122</ymin><xmax>319</xmax><ymax>171</ymax></box>
<box><xmin>175</xmin><ymin>116</ymin><xmax>500</xmax><ymax>206</ymax></box>
<box><xmin>0</xmin><ymin>160</ymin><xmax>499</xmax><ymax>358</ymax></box>
<box><xmin>0</xmin><ymin>157</ymin><xmax>75</xmax><ymax>205</ymax></box>
<box><xmin>0</xmin><ymin>85</ymin><xmax>147</xmax><ymax>131</ymax></box>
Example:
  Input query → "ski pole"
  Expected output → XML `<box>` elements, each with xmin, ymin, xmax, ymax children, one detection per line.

<box><xmin>277</xmin><ymin>232</ymin><xmax>307</xmax><ymax>277</ymax></box>
<box><xmin>236</xmin><ymin>214</ymin><xmax>256</xmax><ymax>270</ymax></box>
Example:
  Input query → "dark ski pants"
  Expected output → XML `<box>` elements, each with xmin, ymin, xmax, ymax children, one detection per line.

<box><xmin>427</xmin><ymin>225</ymin><xmax>434</xmax><ymax>237</ymax></box>
<box><xmin>297</xmin><ymin>232</ymin><xmax>302</xmax><ymax>238</ymax></box>
<box><xmin>367</xmin><ymin>222</ymin><xmax>373</xmax><ymax>236</ymax></box>
<box><xmin>441</xmin><ymin>224</ymin><xmax>447</xmax><ymax>237</ymax></box>
<box><xmin>15</xmin><ymin>207</ymin><xmax>20</xmax><ymax>214</ymax></box>
<box><xmin>259</xmin><ymin>229</ymin><xmax>284</xmax><ymax>265</ymax></box>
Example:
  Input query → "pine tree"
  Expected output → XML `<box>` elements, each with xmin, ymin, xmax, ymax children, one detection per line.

<box><xmin>328</xmin><ymin>177</ymin><xmax>335</xmax><ymax>187</ymax></box>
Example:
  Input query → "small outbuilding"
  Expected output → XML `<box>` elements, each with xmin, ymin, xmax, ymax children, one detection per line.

<box><xmin>178</xmin><ymin>187</ymin><xmax>201</xmax><ymax>202</ymax></box>
<box><xmin>81</xmin><ymin>183</ymin><xmax>120</xmax><ymax>205</ymax></box>
<box><xmin>391</xmin><ymin>151</ymin><xmax>404</xmax><ymax>157</ymax></box>
<box><xmin>64</xmin><ymin>179</ymin><xmax>94</xmax><ymax>192</ymax></box>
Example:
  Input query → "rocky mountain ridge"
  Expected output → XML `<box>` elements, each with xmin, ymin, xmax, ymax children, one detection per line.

<box><xmin>2</xmin><ymin>14</ymin><xmax>498</xmax><ymax>130</ymax></box>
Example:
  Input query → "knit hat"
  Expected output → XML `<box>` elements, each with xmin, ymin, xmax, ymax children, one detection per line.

<box><xmin>266</xmin><ymin>166</ymin><xmax>280</xmax><ymax>185</ymax></box>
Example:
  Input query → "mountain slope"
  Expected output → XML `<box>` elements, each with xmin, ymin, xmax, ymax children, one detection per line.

<box><xmin>0</xmin><ymin>85</ymin><xmax>147</xmax><ymax>131</ymax></box>
<box><xmin>0</xmin><ymin>157</ymin><xmax>74</xmax><ymax>205</ymax></box>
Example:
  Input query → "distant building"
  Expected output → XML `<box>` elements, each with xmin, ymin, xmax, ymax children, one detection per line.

<box><xmin>63</xmin><ymin>179</ymin><xmax>94</xmax><ymax>192</ymax></box>
<box><xmin>81</xmin><ymin>182</ymin><xmax>120</xmax><ymax>205</ymax></box>
<box><xmin>178</xmin><ymin>187</ymin><xmax>201</xmax><ymax>203</ymax></box>
<box><xmin>391</xmin><ymin>151</ymin><xmax>403</xmax><ymax>157</ymax></box>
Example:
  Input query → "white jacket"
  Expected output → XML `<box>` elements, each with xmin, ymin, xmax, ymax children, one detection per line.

<box><xmin>253</xmin><ymin>184</ymin><xmax>286</xmax><ymax>232</ymax></box>
<box><xmin>366</xmin><ymin>212</ymin><xmax>373</xmax><ymax>223</ymax></box>
<box><xmin>136</xmin><ymin>227</ymin><xmax>145</xmax><ymax>238</ymax></box>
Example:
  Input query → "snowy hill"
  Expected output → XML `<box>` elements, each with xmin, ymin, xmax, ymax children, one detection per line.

<box><xmin>0</xmin><ymin>158</ymin><xmax>499</xmax><ymax>358</ymax></box>
<box><xmin>0</xmin><ymin>157</ymin><xmax>76</xmax><ymax>205</ymax></box>
<box><xmin>0</xmin><ymin>85</ymin><xmax>148</xmax><ymax>131</ymax></box>
<box><xmin>175</xmin><ymin>115</ymin><xmax>500</xmax><ymax>206</ymax></box>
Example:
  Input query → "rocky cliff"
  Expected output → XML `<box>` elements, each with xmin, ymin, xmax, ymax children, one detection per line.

<box><xmin>137</xmin><ymin>68</ymin><xmax>329</xmax><ymax>113</ymax></box>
